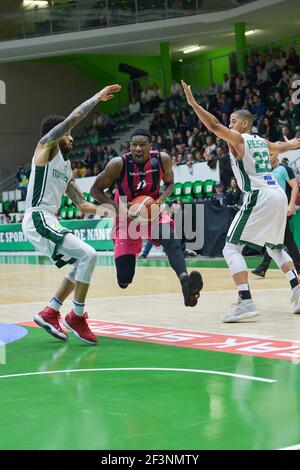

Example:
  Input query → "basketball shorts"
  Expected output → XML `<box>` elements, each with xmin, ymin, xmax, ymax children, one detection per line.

<box><xmin>22</xmin><ymin>209</ymin><xmax>75</xmax><ymax>268</ymax></box>
<box><xmin>226</xmin><ymin>187</ymin><xmax>287</xmax><ymax>250</ymax></box>
<box><xmin>113</xmin><ymin>210</ymin><xmax>174</xmax><ymax>259</ymax></box>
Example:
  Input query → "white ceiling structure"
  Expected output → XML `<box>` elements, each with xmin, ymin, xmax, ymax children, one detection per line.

<box><xmin>0</xmin><ymin>0</ymin><xmax>299</xmax><ymax>63</ymax></box>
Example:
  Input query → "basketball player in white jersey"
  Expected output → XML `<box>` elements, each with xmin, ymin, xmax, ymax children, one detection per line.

<box><xmin>182</xmin><ymin>80</ymin><xmax>300</xmax><ymax>322</ymax></box>
<box><xmin>22</xmin><ymin>84</ymin><xmax>121</xmax><ymax>343</ymax></box>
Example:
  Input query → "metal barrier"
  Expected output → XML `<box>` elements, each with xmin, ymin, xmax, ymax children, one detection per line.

<box><xmin>0</xmin><ymin>0</ymin><xmax>254</xmax><ymax>42</ymax></box>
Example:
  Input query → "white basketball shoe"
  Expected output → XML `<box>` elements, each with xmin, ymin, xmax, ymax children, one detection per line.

<box><xmin>220</xmin><ymin>298</ymin><xmax>259</xmax><ymax>323</ymax></box>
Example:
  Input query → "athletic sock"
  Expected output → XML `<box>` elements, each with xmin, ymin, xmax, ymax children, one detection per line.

<box><xmin>237</xmin><ymin>284</ymin><xmax>252</xmax><ymax>300</ymax></box>
<box><xmin>48</xmin><ymin>296</ymin><xmax>63</xmax><ymax>312</ymax></box>
<box><xmin>285</xmin><ymin>270</ymin><xmax>300</xmax><ymax>291</ymax></box>
<box><xmin>73</xmin><ymin>300</ymin><xmax>85</xmax><ymax>317</ymax></box>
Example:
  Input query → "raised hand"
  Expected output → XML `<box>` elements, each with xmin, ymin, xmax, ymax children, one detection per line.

<box><xmin>181</xmin><ymin>80</ymin><xmax>196</xmax><ymax>106</ymax></box>
<box><xmin>98</xmin><ymin>84</ymin><xmax>122</xmax><ymax>101</ymax></box>
<box><xmin>287</xmin><ymin>137</ymin><xmax>300</xmax><ymax>150</ymax></box>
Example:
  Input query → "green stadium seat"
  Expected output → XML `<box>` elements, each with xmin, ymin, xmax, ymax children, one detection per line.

<box><xmin>66</xmin><ymin>197</ymin><xmax>73</xmax><ymax>207</ymax></box>
<box><xmin>182</xmin><ymin>181</ymin><xmax>193</xmax><ymax>197</ymax></box>
<box><xmin>59</xmin><ymin>207</ymin><xmax>67</xmax><ymax>219</ymax></box>
<box><xmin>2</xmin><ymin>201</ymin><xmax>11</xmax><ymax>213</ymax></box>
<box><xmin>67</xmin><ymin>206</ymin><xmax>75</xmax><ymax>219</ymax></box>
<box><xmin>192</xmin><ymin>180</ymin><xmax>203</xmax><ymax>199</ymax></box>
<box><xmin>172</xmin><ymin>182</ymin><xmax>183</xmax><ymax>198</ymax></box>
<box><xmin>203</xmin><ymin>179</ymin><xmax>216</xmax><ymax>198</ymax></box>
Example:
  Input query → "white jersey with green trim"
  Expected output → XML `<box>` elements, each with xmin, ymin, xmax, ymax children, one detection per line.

<box><xmin>25</xmin><ymin>151</ymin><xmax>72</xmax><ymax>215</ymax></box>
<box><xmin>229</xmin><ymin>133</ymin><xmax>279</xmax><ymax>192</ymax></box>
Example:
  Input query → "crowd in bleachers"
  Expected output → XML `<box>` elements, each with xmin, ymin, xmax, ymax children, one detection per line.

<box><xmin>69</xmin><ymin>46</ymin><xmax>300</xmax><ymax>187</ymax></box>
<box><xmin>1</xmin><ymin>45</ymin><xmax>300</xmax><ymax>224</ymax></box>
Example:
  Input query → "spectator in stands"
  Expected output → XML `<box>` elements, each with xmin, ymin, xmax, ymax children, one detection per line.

<box><xmin>246</xmin><ymin>56</ymin><xmax>257</xmax><ymax>82</ymax></box>
<box><xmin>208</xmin><ymin>81</ymin><xmax>218</xmax><ymax>96</ymax></box>
<box><xmin>16</xmin><ymin>163</ymin><xmax>30</xmax><ymax>199</ymax></box>
<box><xmin>176</xmin><ymin>154</ymin><xmax>186</xmax><ymax>165</ymax></box>
<box><xmin>95</xmin><ymin>145</ymin><xmax>105</xmax><ymax>161</ymax></box>
<box><xmin>221</xmin><ymin>73</ymin><xmax>231</xmax><ymax>93</ymax></box>
<box><xmin>203</xmin><ymin>135</ymin><xmax>216</xmax><ymax>160</ymax></box>
<box><xmin>77</xmin><ymin>161</ymin><xmax>85</xmax><ymax>177</ymax></box>
<box><xmin>168</xmin><ymin>78</ymin><xmax>183</xmax><ymax>108</ymax></box>
<box><xmin>287</xmin><ymin>47</ymin><xmax>300</xmax><ymax>68</ymax></box>
<box><xmin>104</xmin><ymin>145</ymin><xmax>118</xmax><ymax>160</ymax></box>
<box><xmin>93</xmin><ymin>164</ymin><xmax>101</xmax><ymax>177</ymax></box>
<box><xmin>232</xmin><ymin>92</ymin><xmax>243</xmax><ymax>111</ymax></box>
<box><xmin>281</xmin><ymin>125</ymin><xmax>294</xmax><ymax>140</ymax></box>
<box><xmin>256</xmin><ymin>65</ymin><xmax>269</xmax><ymax>100</ymax></box>
<box><xmin>168</xmin><ymin>111</ymin><xmax>180</xmax><ymax>132</ymax></box>
<box><xmin>251</xmin><ymin>95</ymin><xmax>266</xmax><ymax>122</ymax></box>
<box><xmin>84</xmin><ymin>147</ymin><xmax>96</xmax><ymax>168</ymax></box>
<box><xmin>202</xmin><ymin>95</ymin><xmax>215</xmax><ymax>113</ymax></box>
<box><xmin>152</xmin><ymin>84</ymin><xmax>163</xmax><ymax>108</ymax></box>
<box><xmin>217</xmin><ymin>146</ymin><xmax>233</xmax><ymax>187</ymax></box>
<box><xmin>4</xmin><ymin>214</ymin><xmax>12</xmax><ymax>224</ymax></box>
<box><xmin>259</xmin><ymin>116</ymin><xmax>280</xmax><ymax>141</ymax></box>
<box><xmin>276</xmin><ymin>50</ymin><xmax>287</xmax><ymax>69</ymax></box>
<box><xmin>264</xmin><ymin>52</ymin><xmax>277</xmax><ymax>79</ymax></box>
<box><xmin>282</xmin><ymin>157</ymin><xmax>289</xmax><ymax>165</ymax></box>
<box><xmin>128</xmin><ymin>97</ymin><xmax>141</xmax><ymax>123</ymax></box>
<box><xmin>225</xmin><ymin>177</ymin><xmax>242</xmax><ymax>206</ymax></box>
<box><xmin>211</xmin><ymin>182</ymin><xmax>226</xmax><ymax>206</ymax></box>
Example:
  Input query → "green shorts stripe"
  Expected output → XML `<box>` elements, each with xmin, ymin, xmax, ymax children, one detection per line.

<box><xmin>227</xmin><ymin>193</ymin><xmax>250</xmax><ymax>240</ymax></box>
<box><xmin>228</xmin><ymin>190</ymin><xmax>259</xmax><ymax>244</ymax></box>
<box><xmin>32</xmin><ymin>211</ymin><xmax>70</xmax><ymax>245</ymax></box>
<box><xmin>32</xmin><ymin>165</ymin><xmax>48</xmax><ymax>207</ymax></box>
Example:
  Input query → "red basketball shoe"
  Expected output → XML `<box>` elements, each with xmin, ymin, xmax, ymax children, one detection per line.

<box><xmin>34</xmin><ymin>307</ymin><xmax>68</xmax><ymax>341</ymax></box>
<box><xmin>63</xmin><ymin>311</ymin><xmax>97</xmax><ymax>345</ymax></box>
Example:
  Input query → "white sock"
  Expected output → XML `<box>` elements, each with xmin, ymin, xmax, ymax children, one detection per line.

<box><xmin>73</xmin><ymin>300</ymin><xmax>85</xmax><ymax>317</ymax></box>
<box><xmin>49</xmin><ymin>296</ymin><xmax>63</xmax><ymax>312</ymax></box>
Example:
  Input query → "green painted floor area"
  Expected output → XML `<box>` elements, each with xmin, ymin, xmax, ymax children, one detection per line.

<box><xmin>0</xmin><ymin>327</ymin><xmax>299</xmax><ymax>450</ymax></box>
<box><xmin>0</xmin><ymin>253</ymin><xmax>279</xmax><ymax>269</ymax></box>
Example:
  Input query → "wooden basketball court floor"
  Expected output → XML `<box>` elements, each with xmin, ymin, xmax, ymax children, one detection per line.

<box><xmin>0</xmin><ymin>253</ymin><xmax>300</xmax><ymax>450</ymax></box>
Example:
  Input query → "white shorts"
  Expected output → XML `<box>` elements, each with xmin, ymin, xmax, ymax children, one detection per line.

<box><xmin>226</xmin><ymin>187</ymin><xmax>287</xmax><ymax>250</ymax></box>
<box><xmin>22</xmin><ymin>210</ymin><xmax>74</xmax><ymax>267</ymax></box>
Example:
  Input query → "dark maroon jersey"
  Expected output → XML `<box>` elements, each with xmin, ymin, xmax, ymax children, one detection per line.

<box><xmin>114</xmin><ymin>150</ymin><xmax>164</xmax><ymax>203</ymax></box>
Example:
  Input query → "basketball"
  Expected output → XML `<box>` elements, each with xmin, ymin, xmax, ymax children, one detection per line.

<box><xmin>128</xmin><ymin>195</ymin><xmax>160</xmax><ymax>224</ymax></box>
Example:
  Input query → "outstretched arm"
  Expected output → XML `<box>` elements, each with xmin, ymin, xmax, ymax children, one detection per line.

<box><xmin>266</xmin><ymin>138</ymin><xmax>300</xmax><ymax>154</ymax></box>
<box><xmin>90</xmin><ymin>158</ymin><xmax>123</xmax><ymax>216</ymax></box>
<box><xmin>40</xmin><ymin>84</ymin><xmax>121</xmax><ymax>145</ymax></box>
<box><xmin>181</xmin><ymin>81</ymin><xmax>243</xmax><ymax>147</ymax></box>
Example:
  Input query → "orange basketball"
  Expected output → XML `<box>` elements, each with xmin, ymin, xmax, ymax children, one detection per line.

<box><xmin>128</xmin><ymin>195</ymin><xmax>160</xmax><ymax>224</ymax></box>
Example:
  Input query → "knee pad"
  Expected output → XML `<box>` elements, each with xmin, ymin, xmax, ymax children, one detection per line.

<box><xmin>66</xmin><ymin>263</ymin><xmax>78</xmax><ymax>284</ymax></box>
<box><xmin>75</xmin><ymin>246</ymin><xmax>97</xmax><ymax>284</ymax></box>
<box><xmin>223</xmin><ymin>242</ymin><xmax>247</xmax><ymax>276</ymax></box>
<box><xmin>266</xmin><ymin>247</ymin><xmax>291</xmax><ymax>268</ymax></box>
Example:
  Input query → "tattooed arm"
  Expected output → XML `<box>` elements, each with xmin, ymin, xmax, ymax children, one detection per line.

<box><xmin>65</xmin><ymin>179</ymin><xmax>97</xmax><ymax>215</ymax></box>
<box><xmin>34</xmin><ymin>84</ymin><xmax>121</xmax><ymax>166</ymax></box>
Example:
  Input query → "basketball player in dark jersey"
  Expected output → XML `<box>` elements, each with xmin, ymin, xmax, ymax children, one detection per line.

<box><xmin>91</xmin><ymin>129</ymin><xmax>203</xmax><ymax>307</ymax></box>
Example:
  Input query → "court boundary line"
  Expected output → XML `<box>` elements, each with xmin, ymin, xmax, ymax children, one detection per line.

<box><xmin>0</xmin><ymin>367</ymin><xmax>276</xmax><ymax>383</ymax></box>
<box><xmin>0</xmin><ymin>287</ymin><xmax>292</xmax><ymax>309</ymax></box>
